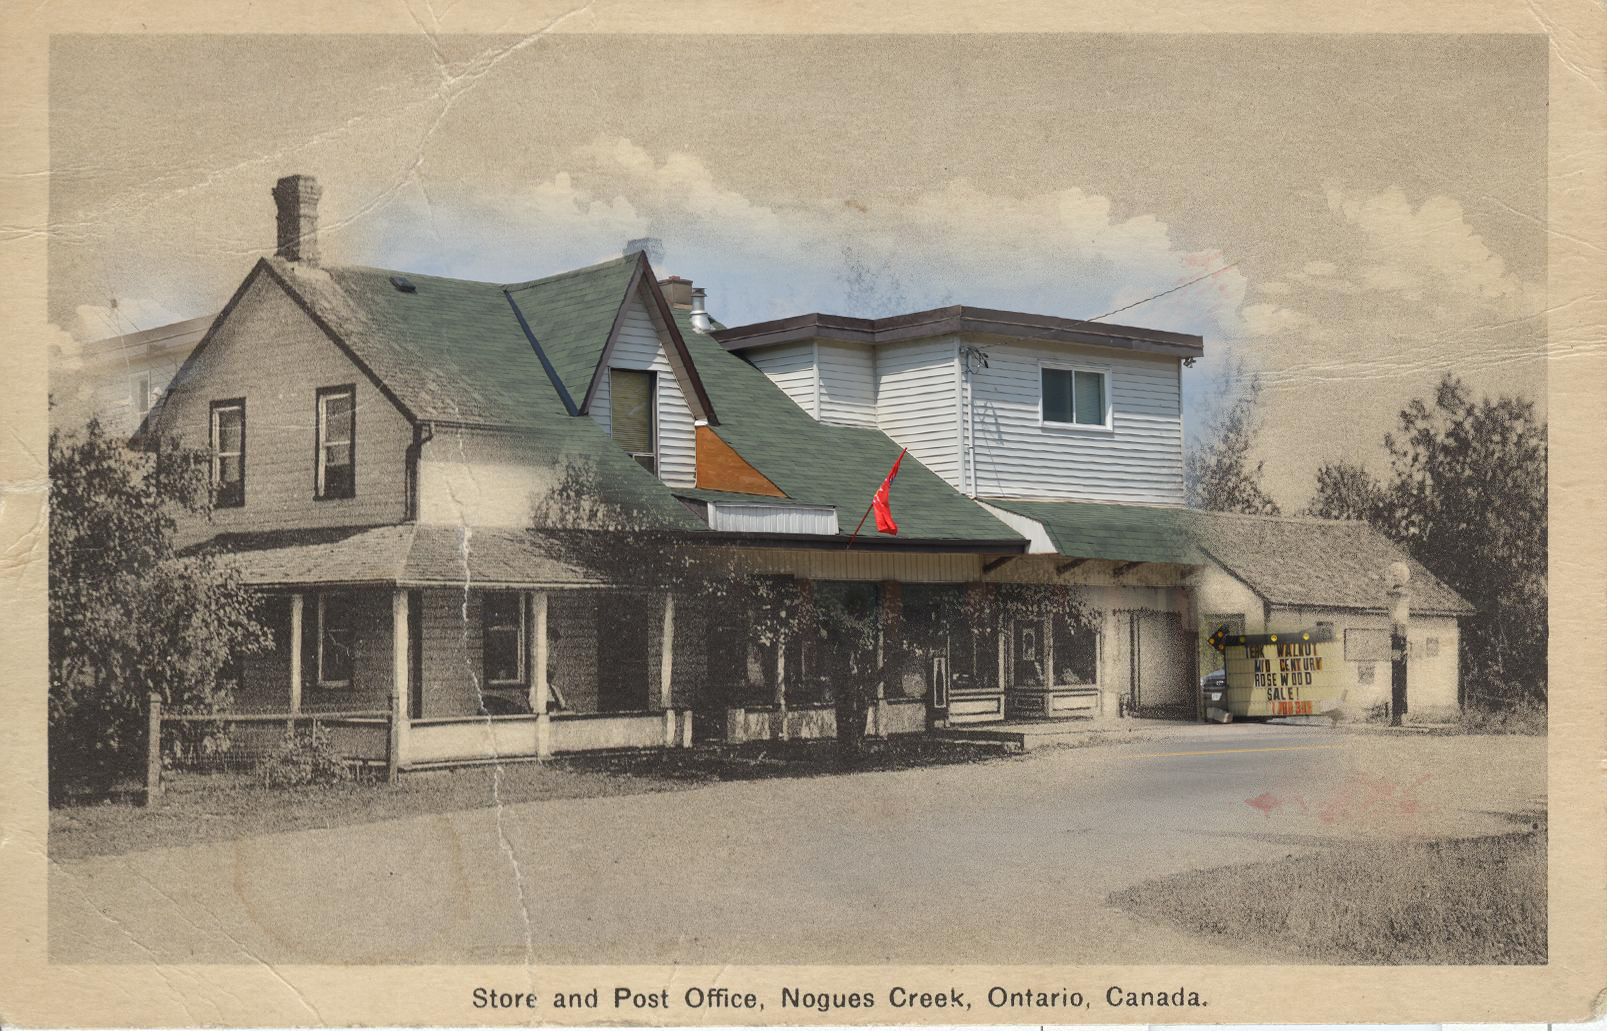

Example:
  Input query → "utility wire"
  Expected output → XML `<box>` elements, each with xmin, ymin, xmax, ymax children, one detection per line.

<box><xmin>969</xmin><ymin>261</ymin><xmax>1240</xmax><ymax>358</ymax></box>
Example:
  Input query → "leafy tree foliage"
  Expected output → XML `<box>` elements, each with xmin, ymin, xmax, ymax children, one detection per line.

<box><xmin>1307</xmin><ymin>374</ymin><xmax>1547</xmax><ymax>708</ymax></box>
<box><xmin>49</xmin><ymin>419</ymin><xmax>270</xmax><ymax>799</ymax></box>
<box><xmin>1185</xmin><ymin>372</ymin><xmax>1281</xmax><ymax>515</ymax></box>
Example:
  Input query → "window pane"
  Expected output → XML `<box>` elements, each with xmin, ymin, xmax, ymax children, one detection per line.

<box><xmin>323</xmin><ymin>392</ymin><xmax>353</xmax><ymax>443</ymax></box>
<box><xmin>1041</xmin><ymin>368</ymin><xmax>1073</xmax><ymax>423</ymax></box>
<box><xmin>217</xmin><ymin>411</ymin><xmax>242</xmax><ymax>453</ymax></box>
<box><xmin>611</xmin><ymin>369</ymin><xmax>654</xmax><ymax>454</ymax></box>
<box><xmin>483</xmin><ymin>593</ymin><xmax>522</xmax><ymax>683</ymax></box>
<box><xmin>323</xmin><ymin>462</ymin><xmax>354</xmax><ymax>498</ymax></box>
<box><xmin>321</xmin><ymin>596</ymin><xmax>354</xmax><ymax>684</ymax></box>
<box><xmin>1073</xmin><ymin>371</ymin><xmax>1105</xmax><ymax>426</ymax></box>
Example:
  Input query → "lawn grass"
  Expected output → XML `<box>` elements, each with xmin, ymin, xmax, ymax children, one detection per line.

<box><xmin>50</xmin><ymin>735</ymin><xmax>1008</xmax><ymax>861</ymax></box>
<box><xmin>1111</xmin><ymin>826</ymin><xmax>1546</xmax><ymax>964</ymax></box>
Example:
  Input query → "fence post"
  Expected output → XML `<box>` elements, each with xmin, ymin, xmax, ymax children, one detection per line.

<box><xmin>144</xmin><ymin>692</ymin><xmax>163</xmax><ymax>807</ymax></box>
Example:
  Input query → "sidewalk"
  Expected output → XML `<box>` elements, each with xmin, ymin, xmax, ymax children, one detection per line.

<box><xmin>934</xmin><ymin>714</ymin><xmax>1334</xmax><ymax>750</ymax></box>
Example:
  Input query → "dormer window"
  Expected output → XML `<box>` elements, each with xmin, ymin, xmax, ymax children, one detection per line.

<box><xmin>316</xmin><ymin>385</ymin><xmax>356</xmax><ymax>499</ymax></box>
<box><xmin>610</xmin><ymin>368</ymin><xmax>657</xmax><ymax>474</ymax></box>
<box><xmin>1040</xmin><ymin>364</ymin><xmax>1110</xmax><ymax>429</ymax></box>
<box><xmin>209</xmin><ymin>399</ymin><xmax>245</xmax><ymax>508</ymax></box>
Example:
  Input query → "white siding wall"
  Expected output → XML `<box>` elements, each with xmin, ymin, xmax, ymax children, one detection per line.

<box><xmin>965</xmin><ymin>342</ymin><xmax>1185</xmax><ymax>505</ymax></box>
<box><xmin>587</xmin><ymin>290</ymin><xmax>696</xmax><ymax>488</ymax></box>
<box><xmin>816</xmin><ymin>340</ymin><xmax>876</xmax><ymax>427</ymax></box>
<box><xmin>707</xmin><ymin>503</ymin><xmax>839</xmax><ymax>536</ymax></box>
<box><xmin>746</xmin><ymin>341</ymin><xmax>817</xmax><ymax>417</ymax></box>
<box><xmin>874</xmin><ymin>337</ymin><xmax>961</xmax><ymax>486</ymax></box>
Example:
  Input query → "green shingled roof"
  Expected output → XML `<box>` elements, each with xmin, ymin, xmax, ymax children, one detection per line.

<box><xmin>268</xmin><ymin>257</ymin><xmax>706</xmax><ymax>534</ymax></box>
<box><xmin>503</xmin><ymin>255</ymin><xmax>641</xmax><ymax>405</ymax></box>
<box><xmin>982</xmin><ymin>498</ymin><xmax>1204</xmax><ymax>565</ymax></box>
<box><xmin>669</xmin><ymin>310</ymin><xmax>1022</xmax><ymax>543</ymax></box>
<box><xmin>262</xmin><ymin>254</ymin><xmax>1022</xmax><ymax>544</ymax></box>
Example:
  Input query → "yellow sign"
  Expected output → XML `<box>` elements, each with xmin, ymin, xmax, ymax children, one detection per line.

<box><xmin>1220</xmin><ymin>639</ymin><xmax>1344</xmax><ymax>717</ymax></box>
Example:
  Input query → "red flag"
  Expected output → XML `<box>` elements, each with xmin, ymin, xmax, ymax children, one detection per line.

<box><xmin>871</xmin><ymin>449</ymin><xmax>907</xmax><ymax>535</ymax></box>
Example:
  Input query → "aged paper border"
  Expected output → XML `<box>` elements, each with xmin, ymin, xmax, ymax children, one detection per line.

<box><xmin>2</xmin><ymin>0</ymin><xmax>1602</xmax><ymax>1025</ymax></box>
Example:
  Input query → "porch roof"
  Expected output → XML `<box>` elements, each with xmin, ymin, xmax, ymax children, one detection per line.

<box><xmin>181</xmin><ymin>524</ymin><xmax>602</xmax><ymax>589</ymax></box>
<box><xmin>981</xmin><ymin>498</ymin><xmax>1205</xmax><ymax>565</ymax></box>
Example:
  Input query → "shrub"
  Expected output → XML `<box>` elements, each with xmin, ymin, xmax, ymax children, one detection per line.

<box><xmin>257</xmin><ymin>725</ymin><xmax>356</xmax><ymax>789</ymax></box>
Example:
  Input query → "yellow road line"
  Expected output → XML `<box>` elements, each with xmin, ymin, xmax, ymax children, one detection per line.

<box><xmin>1117</xmin><ymin>744</ymin><xmax>1347</xmax><ymax>759</ymax></box>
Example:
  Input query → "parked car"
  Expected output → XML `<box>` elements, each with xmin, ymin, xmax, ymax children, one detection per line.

<box><xmin>1200</xmin><ymin>668</ymin><xmax>1227</xmax><ymax>708</ymax></box>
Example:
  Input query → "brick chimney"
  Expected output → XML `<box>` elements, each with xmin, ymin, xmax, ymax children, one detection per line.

<box><xmin>272</xmin><ymin>174</ymin><xmax>322</xmax><ymax>265</ymax></box>
<box><xmin>660</xmin><ymin>275</ymin><xmax>693</xmax><ymax>309</ymax></box>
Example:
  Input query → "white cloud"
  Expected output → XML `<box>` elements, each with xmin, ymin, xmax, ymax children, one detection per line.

<box><xmin>358</xmin><ymin>137</ymin><xmax>1249</xmax><ymax>340</ymax></box>
<box><xmin>1325</xmin><ymin>187</ymin><xmax>1521</xmax><ymax>301</ymax></box>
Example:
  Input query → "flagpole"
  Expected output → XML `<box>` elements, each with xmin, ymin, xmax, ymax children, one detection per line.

<box><xmin>845</xmin><ymin>499</ymin><xmax>877</xmax><ymax>550</ymax></box>
<box><xmin>846</xmin><ymin>447</ymin><xmax>906</xmax><ymax>550</ymax></box>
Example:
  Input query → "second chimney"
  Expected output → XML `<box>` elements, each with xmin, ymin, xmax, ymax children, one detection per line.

<box><xmin>273</xmin><ymin>174</ymin><xmax>322</xmax><ymax>265</ymax></box>
<box><xmin>659</xmin><ymin>275</ymin><xmax>693</xmax><ymax>309</ymax></box>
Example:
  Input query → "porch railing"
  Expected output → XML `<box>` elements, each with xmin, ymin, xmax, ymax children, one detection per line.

<box><xmin>145</xmin><ymin>693</ymin><xmax>394</xmax><ymax>805</ymax></box>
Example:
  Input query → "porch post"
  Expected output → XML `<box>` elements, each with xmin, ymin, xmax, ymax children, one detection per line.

<box><xmin>288</xmin><ymin>592</ymin><xmax>304</xmax><ymax>716</ymax></box>
<box><xmin>530</xmin><ymin>591</ymin><xmax>551</xmax><ymax>758</ymax></box>
<box><xmin>389</xmin><ymin>588</ymin><xmax>409</xmax><ymax>782</ymax></box>
<box><xmin>660</xmin><ymin>591</ymin><xmax>676</xmax><ymax>746</ymax></box>
<box><xmin>875</xmin><ymin>580</ymin><xmax>899</xmax><ymax>738</ymax></box>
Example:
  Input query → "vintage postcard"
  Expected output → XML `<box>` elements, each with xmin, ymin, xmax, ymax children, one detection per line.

<box><xmin>2</xmin><ymin>0</ymin><xmax>1603</xmax><ymax>1026</ymax></box>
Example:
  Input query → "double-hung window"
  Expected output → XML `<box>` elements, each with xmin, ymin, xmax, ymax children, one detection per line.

<box><xmin>482</xmin><ymin>592</ymin><xmax>526</xmax><ymax>686</ymax></box>
<box><xmin>316</xmin><ymin>385</ymin><xmax>356</xmax><ymax>499</ymax></box>
<box><xmin>317</xmin><ymin>592</ymin><xmax>355</xmax><ymax>688</ymax></box>
<box><xmin>209</xmin><ymin>399</ymin><xmax>246</xmax><ymax>508</ymax></box>
<box><xmin>1040</xmin><ymin>365</ymin><xmax>1110</xmax><ymax>428</ymax></box>
<box><xmin>131</xmin><ymin>373</ymin><xmax>153</xmax><ymax>423</ymax></box>
<box><xmin>610</xmin><ymin>368</ymin><xmax>657</xmax><ymax>474</ymax></box>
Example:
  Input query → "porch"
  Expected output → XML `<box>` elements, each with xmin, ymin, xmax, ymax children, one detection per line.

<box><xmin>201</xmin><ymin>525</ymin><xmax>698</xmax><ymax>773</ymax></box>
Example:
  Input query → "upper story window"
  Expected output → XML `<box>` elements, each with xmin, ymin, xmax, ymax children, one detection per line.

<box><xmin>610</xmin><ymin>368</ymin><xmax>657</xmax><ymax>474</ymax></box>
<box><xmin>209</xmin><ymin>399</ymin><xmax>245</xmax><ymax>509</ymax></box>
<box><xmin>482</xmin><ymin>592</ymin><xmax>527</xmax><ymax>686</ymax></box>
<box><xmin>316</xmin><ymin>385</ymin><xmax>356</xmax><ymax>500</ymax></box>
<box><xmin>1040</xmin><ymin>364</ymin><xmax>1110</xmax><ymax>429</ymax></box>
<box><xmin>131</xmin><ymin>372</ymin><xmax>152</xmax><ymax>422</ymax></box>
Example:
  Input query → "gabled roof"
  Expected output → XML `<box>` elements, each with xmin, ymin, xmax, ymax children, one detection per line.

<box><xmin>668</xmin><ymin>310</ymin><xmax>1024</xmax><ymax>544</ymax></box>
<box><xmin>982</xmin><ymin>498</ymin><xmax>1204</xmax><ymax>565</ymax></box>
<box><xmin>1197</xmin><ymin>512</ymin><xmax>1474</xmax><ymax>616</ymax></box>
<box><xmin>181</xmin><ymin>252</ymin><xmax>713</xmax><ymax>435</ymax></box>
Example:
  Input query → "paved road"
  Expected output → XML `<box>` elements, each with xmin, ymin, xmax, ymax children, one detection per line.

<box><xmin>49</xmin><ymin>724</ymin><xmax>1544</xmax><ymax>965</ymax></box>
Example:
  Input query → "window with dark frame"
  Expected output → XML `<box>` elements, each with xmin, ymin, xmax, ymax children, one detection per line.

<box><xmin>610</xmin><ymin>368</ymin><xmax>657</xmax><ymax>473</ymax></box>
<box><xmin>132</xmin><ymin>372</ymin><xmax>152</xmax><ymax>421</ymax></box>
<box><xmin>210</xmin><ymin>399</ymin><xmax>245</xmax><ymax>509</ymax></box>
<box><xmin>482</xmin><ymin>592</ymin><xmax>526</xmax><ymax>686</ymax></box>
<box><xmin>317</xmin><ymin>592</ymin><xmax>355</xmax><ymax>687</ymax></box>
<box><xmin>1041</xmin><ymin>366</ymin><xmax>1108</xmax><ymax>427</ymax></box>
<box><xmin>316</xmin><ymin>385</ymin><xmax>356</xmax><ymax>499</ymax></box>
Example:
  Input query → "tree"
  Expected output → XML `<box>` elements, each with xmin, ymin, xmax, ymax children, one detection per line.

<box><xmin>49</xmin><ymin>419</ymin><xmax>271</xmax><ymax>799</ymax></box>
<box><xmin>1305</xmin><ymin>460</ymin><xmax>1384</xmax><ymax>522</ymax></box>
<box><xmin>1307</xmin><ymin>374</ymin><xmax>1547</xmax><ymax>708</ymax></box>
<box><xmin>1185</xmin><ymin>372</ymin><xmax>1281</xmax><ymax>515</ymax></box>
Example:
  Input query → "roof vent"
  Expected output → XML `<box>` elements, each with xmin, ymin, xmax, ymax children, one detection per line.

<box><xmin>689</xmin><ymin>286</ymin><xmax>711</xmax><ymax>334</ymax></box>
<box><xmin>389</xmin><ymin>275</ymin><xmax>417</xmax><ymax>293</ymax></box>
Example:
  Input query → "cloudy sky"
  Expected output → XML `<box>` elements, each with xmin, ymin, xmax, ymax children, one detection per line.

<box><xmin>48</xmin><ymin>33</ymin><xmax>1546</xmax><ymax>507</ymax></box>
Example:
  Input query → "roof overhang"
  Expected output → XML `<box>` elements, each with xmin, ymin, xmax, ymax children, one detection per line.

<box><xmin>713</xmin><ymin>305</ymin><xmax>1204</xmax><ymax>360</ymax></box>
<box><xmin>684</xmin><ymin>531</ymin><xmax>1029</xmax><ymax>554</ymax></box>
